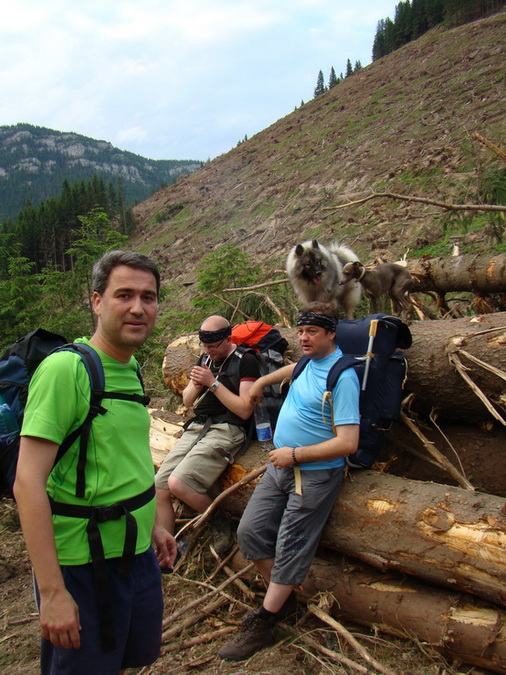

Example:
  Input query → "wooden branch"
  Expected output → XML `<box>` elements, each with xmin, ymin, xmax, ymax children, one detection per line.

<box><xmin>296</xmin><ymin>635</ymin><xmax>371</xmax><ymax>675</ymax></box>
<box><xmin>191</xmin><ymin>464</ymin><xmax>268</xmax><ymax>532</ymax></box>
<box><xmin>222</xmin><ymin>278</ymin><xmax>289</xmax><ymax>292</ymax></box>
<box><xmin>474</xmin><ymin>132</ymin><xmax>506</xmax><ymax>163</ymax></box>
<box><xmin>210</xmin><ymin>293</ymin><xmax>252</xmax><ymax>320</ymax></box>
<box><xmin>161</xmin><ymin>562</ymin><xmax>255</xmax><ymax>628</ymax></box>
<box><xmin>322</xmin><ymin>191</ymin><xmax>506</xmax><ymax>213</ymax></box>
<box><xmin>163</xmin><ymin>625</ymin><xmax>237</xmax><ymax>653</ymax></box>
<box><xmin>449</xmin><ymin>352</ymin><xmax>506</xmax><ymax>426</ymax></box>
<box><xmin>243</xmin><ymin>290</ymin><xmax>292</xmax><ymax>326</ymax></box>
<box><xmin>161</xmin><ymin>596</ymin><xmax>227</xmax><ymax>641</ymax></box>
<box><xmin>400</xmin><ymin>411</ymin><xmax>475</xmax><ymax>490</ymax></box>
<box><xmin>309</xmin><ymin>604</ymin><xmax>397</xmax><ymax>675</ymax></box>
<box><xmin>459</xmin><ymin>349</ymin><xmax>506</xmax><ymax>382</ymax></box>
<box><xmin>209</xmin><ymin>544</ymin><xmax>256</xmax><ymax>600</ymax></box>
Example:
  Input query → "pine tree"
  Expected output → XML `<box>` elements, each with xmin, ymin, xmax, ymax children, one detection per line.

<box><xmin>314</xmin><ymin>70</ymin><xmax>326</xmax><ymax>97</ymax></box>
<box><xmin>354</xmin><ymin>60</ymin><xmax>362</xmax><ymax>72</ymax></box>
<box><xmin>345</xmin><ymin>59</ymin><xmax>353</xmax><ymax>77</ymax></box>
<box><xmin>328</xmin><ymin>66</ymin><xmax>339</xmax><ymax>89</ymax></box>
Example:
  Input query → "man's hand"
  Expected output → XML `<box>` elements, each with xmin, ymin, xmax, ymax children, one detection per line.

<box><xmin>269</xmin><ymin>446</ymin><xmax>295</xmax><ymax>469</ymax></box>
<box><xmin>248</xmin><ymin>379</ymin><xmax>265</xmax><ymax>406</ymax></box>
<box><xmin>39</xmin><ymin>586</ymin><xmax>81</xmax><ymax>649</ymax></box>
<box><xmin>152</xmin><ymin>524</ymin><xmax>178</xmax><ymax>571</ymax></box>
<box><xmin>189</xmin><ymin>364</ymin><xmax>215</xmax><ymax>389</ymax></box>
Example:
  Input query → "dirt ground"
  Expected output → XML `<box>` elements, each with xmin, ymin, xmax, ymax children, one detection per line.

<box><xmin>0</xmin><ymin>498</ymin><xmax>497</xmax><ymax>675</ymax></box>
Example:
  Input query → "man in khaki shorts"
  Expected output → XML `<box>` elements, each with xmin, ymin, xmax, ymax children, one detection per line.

<box><xmin>155</xmin><ymin>315</ymin><xmax>259</xmax><ymax>556</ymax></box>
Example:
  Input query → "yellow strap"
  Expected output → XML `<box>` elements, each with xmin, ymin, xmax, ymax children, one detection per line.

<box><xmin>369</xmin><ymin>319</ymin><xmax>379</xmax><ymax>337</ymax></box>
<box><xmin>322</xmin><ymin>390</ymin><xmax>337</xmax><ymax>436</ymax></box>
<box><xmin>294</xmin><ymin>465</ymin><xmax>302</xmax><ymax>495</ymax></box>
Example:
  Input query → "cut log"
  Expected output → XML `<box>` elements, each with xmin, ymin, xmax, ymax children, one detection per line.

<box><xmin>404</xmin><ymin>253</ymin><xmax>506</xmax><ymax>294</ymax></box>
<box><xmin>304</xmin><ymin>552</ymin><xmax>506</xmax><ymax>674</ymax></box>
<box><xmin>210</xmin><ymin>445</ymin><xmax>506</xmax><ymax>608</ymax></box>
<box><xmin>403</xmin><ymin>312</ymin><xmax>506</xmax><ymax>423</ymax></box>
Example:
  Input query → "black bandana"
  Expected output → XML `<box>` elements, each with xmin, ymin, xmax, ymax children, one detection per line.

<box><xmin>198</xmin><ymin>325</ymin><xmax>232</xmax><ymax>343</ymax></box>
<box><xmin>296</xmin><ymin>311</ymin><xmax>337</xmax><ymax>332</ymax></box>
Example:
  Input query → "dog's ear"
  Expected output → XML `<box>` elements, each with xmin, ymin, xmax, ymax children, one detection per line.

<box><xmin>295</xmin><ymin>244</ymin><xmax>304</xmax><ymax>257</ymax></box>
<box><xmin>311</xmin><ymin>239</ymin><xmax>319</xmax><ymax>249</ymax></box>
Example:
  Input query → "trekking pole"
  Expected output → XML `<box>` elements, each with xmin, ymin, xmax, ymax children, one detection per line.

<box><xmin>361</xmin><ymin>319</ymin><xmax>378</xmax><ymax>391</ymax></box>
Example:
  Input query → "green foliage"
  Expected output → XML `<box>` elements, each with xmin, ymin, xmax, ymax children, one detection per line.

<box><xmin>314</xmin><ymin>70</ymin><xmax>327</xmax><ymax>97</ymax></box>
<box><xmin>328</xmin><ymin>67</ymin><xmax>339</xmax><ymax>89</ymax></box>
<box><xmin>0</xmin><ymin>207</ymin><xmax>129</xmax><ymax>352</ymax></box>
<box><xmin>479</xmin><ymin>167</ymin><xmax>506</xmax><ymax>206</ymax></box>
<box><xmin>0</xmin><ymin>257</ymin><xmax>42</xmax><ymax>345</ymax></box>
<box><xmin>192</xmin><ymin>244</ymin><xmax>262</xmax><ymax>318</ymax></box>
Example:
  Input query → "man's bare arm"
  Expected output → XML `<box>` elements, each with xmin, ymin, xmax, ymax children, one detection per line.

<box><xmin>14</xmin><ymin>436</ymin><xmax>82</xmax><ymax>649</ymax></box>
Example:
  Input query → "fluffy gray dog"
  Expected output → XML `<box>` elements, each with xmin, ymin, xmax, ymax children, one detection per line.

<box><xmin>286</xmin><ymin>239</ymin><xmax>361</xmax><ymax>318</ymax></box>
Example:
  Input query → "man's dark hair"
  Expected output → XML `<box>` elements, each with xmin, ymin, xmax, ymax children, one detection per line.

<box><xmin>299</xmin><ymin>301</ymin><xmax>337</xmax><ymax>317</ymax></box>
<box><xmin>92</xmin><ymin>250</ymin><xmax>161</xmax><ymax>296</ymax></box>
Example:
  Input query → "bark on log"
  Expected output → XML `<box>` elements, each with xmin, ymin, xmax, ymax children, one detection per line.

<box><xmin>304</xmin><ymin>553</ymin><xmax>506</xmax><ymax>674</ymax></box>
<box><xmin>403</xmin><ymin>312</ymin><xmax>506</xmax><ymax>422</ymax></box>
<box><xmin>212</xmin><ymin>445</ymin><xmax>506</xmax><ymax>608</ymax></box>
<box><xmin>405</xmin><ymin>253</ymin><xmax>506</xmax><ymax>294</ymax></box>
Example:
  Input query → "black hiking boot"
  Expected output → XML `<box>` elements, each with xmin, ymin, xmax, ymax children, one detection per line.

<box><xmin>217</xmin><ymin>610</ymin><xmax>273</xmax><ymax>661</ymax></box>
<box><xmin>209</xmin><ymin>511</ymin><xmax>235</xmax><ymax>556</ymax></box>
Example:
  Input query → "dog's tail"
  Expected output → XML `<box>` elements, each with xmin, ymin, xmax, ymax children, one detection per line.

<box><xmin>329</xmin><ymin>243</ymin><xmax>360</xmax><ymax>265</ymax></box>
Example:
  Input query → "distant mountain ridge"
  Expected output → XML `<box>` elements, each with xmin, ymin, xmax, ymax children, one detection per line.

<box><xmin>0</xmin><ymin>123</ymin><xmax>201</xmax><ymax>220</ymax></box>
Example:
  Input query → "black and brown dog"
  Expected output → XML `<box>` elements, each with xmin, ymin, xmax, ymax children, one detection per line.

<box><xmin>340</xmin><ymin>261</ymin><xmax>413</xmax><ymax>321</ymax></box>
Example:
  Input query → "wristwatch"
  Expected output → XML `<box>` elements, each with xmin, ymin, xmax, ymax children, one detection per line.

<box><xmin>209</xmin><ymin>380</ymin><xmax>220</xmax><ymax>392</ymax></box>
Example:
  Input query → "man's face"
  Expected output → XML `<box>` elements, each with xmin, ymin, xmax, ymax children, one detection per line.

<box><xmin>297</xmin><ymin>325</ymin><xmax>336</xmax><ymax>360</ymax></box>
<box><xmin>200</xmin><ymin>336</ymin><xmax>232</xmax><ymax>363</ymax></box>
<box><xmin>92</xmin><ymin>265</ymin><xmax>158</xmax><ymax>355</ymax></box>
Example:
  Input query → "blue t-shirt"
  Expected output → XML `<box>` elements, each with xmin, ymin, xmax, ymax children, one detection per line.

<box><xmin>273</xmin><ymin>348</ymin><xmax>360</xmax><ymax>470</ymax></box>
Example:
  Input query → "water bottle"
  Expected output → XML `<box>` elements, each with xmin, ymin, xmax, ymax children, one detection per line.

<box><xmin>0</xmin><ymin>402</ymin><xmax>19</xmax><ymax>446</ymax></box>
<box><xmin>254</xmin><ymin>404</ymin><xmax>274</xmax><ymax>452</ymax></box>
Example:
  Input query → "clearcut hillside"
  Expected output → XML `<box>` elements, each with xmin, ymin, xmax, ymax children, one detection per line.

<box><xmin>131</xmin><ymin>11</ymin><xmax>505</xmax><ymax>297</ymax></box>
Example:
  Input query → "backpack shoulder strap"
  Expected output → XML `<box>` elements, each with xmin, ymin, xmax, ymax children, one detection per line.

<box><xmin>52</xmin><ymin>343</ymin><xmax>149</xmax><ymax>498</ymax></box>
<box><xmin>291</xmin><ymin>355</ymin><xmax>311</xmax><ymax>381</ymax></box>
<box><xmin>325</xmin><ymin>355</ymin><xmax>361</xmax><ymax>391</ymax></box>
<box><xmin>322</xmin><ymin>355</ymin><xmax>362</xmax><ymax>435</ymax></box>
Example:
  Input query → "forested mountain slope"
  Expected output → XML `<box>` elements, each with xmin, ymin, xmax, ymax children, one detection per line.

<box><xmin>0</xmin><ymin>124</ymin><xmax>201</xmax><ymax>219</ymax></box>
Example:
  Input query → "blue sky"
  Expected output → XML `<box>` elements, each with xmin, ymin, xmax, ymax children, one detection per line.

<box><xmin>1</xmin><ymin>0</ymin><xmax>396</xmax><ymax>161</ymax></box>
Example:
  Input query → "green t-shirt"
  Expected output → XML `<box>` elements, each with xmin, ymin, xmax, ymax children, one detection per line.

<box><xmin>21</xmin><ymin>338</ymin><xmax>155</xmax><ymax>565</ymax></box>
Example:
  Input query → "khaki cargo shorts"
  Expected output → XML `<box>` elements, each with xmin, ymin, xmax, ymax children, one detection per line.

<box><xmin>154</xmin><ymin>420</ymin><xmax>246</xmax><ymax>494</ymax></box>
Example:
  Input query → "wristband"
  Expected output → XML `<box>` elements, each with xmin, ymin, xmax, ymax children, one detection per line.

<box><xmin>291</xmin><ymin>447</ymin><xmax>298</xmax><ymax>465</ymax></box>
<box><xmin>209</xmin><ymin>380</ymin><xmax>220</xmax><ymax>392</ymax></box>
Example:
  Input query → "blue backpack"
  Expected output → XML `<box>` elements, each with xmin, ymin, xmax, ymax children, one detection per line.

<box><xmin>291</xmin><ymin>314</ymin><xmax>412</xmax><ymax>469</ymax></box>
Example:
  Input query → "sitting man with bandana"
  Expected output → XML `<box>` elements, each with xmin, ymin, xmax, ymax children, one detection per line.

<box><xmin>218</xmin><ymin>302</ymin><xmax>360</xmax><ymax>660</ymax></box>
<box><xmin>155</xmin><ymin>315</ymin><xmax>260</xmax><ymax>556</ymax></box>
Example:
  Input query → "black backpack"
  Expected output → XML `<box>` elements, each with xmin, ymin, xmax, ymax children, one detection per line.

<box><xmin>291</xmin><ymin>314</ymin><xmax>412</xmax><ymax>469</ymax></box>
<box><xmin>230</xmin><ymin>321</ymin><xmax>289</xmax><ymax>430</ymax></box>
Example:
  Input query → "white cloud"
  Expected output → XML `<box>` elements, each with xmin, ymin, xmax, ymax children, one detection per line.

<box><xmin>0</xmin><ymin>0</ymin><xmax>397</xmax><ymax>159</ymax></box>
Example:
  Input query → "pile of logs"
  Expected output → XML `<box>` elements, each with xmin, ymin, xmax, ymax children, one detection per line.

<box><xmin>153</xmin><ymin>310</ymin><xmax>506</xmax><ymax>672</ymax></box>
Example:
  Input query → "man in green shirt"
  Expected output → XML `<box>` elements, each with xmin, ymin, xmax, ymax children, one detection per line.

<box><xmin>14</xmin><ymin>250</ymin><xmax>176</xmax><ymax>674</ymax></box>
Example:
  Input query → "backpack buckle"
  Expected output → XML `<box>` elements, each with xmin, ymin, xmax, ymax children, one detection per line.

<box><xmin>93</xmin><ymin>503</ymin><xmax>124</xmax><ymax>523</ymax></box>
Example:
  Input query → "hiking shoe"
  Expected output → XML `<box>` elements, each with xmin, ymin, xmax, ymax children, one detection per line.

<box><xmin>217</xmin><ymin>610</ymin><xmax>273</xmax><ymax>661</ymax></box>
<box><xmin>209</xmin><ymin>511</ymin><xmax>235</xmax><ymax>556</ymax></box>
